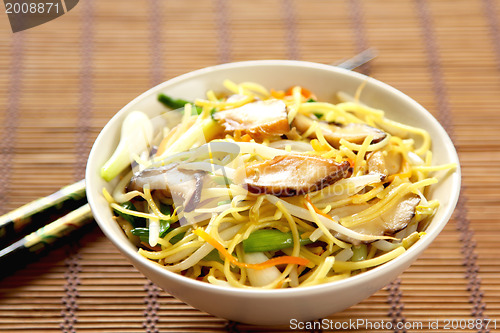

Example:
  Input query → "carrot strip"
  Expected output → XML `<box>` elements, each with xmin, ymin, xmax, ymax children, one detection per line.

<box><xmin>347</xmin><ymin>158</ymin><xmax>355</xmax><ymax>168</ymax></box>
<box><xmin>156</xmin><ymin>127</ymin><xmax>178</xmax><ymax>157</ymax></box>
<box><xmin>193</xmin><ymin>228</ymin><xmax>309</xmax><ymax>270</ymax></box>
<box><xmin>385</xmin><ymin>161</ymin><xmax>412</xmax><ymax>182</ymax></box>
<box><xmin>240</xmin><ymin>134</ymin><xmax>253</xmax><ymax>142</ymax></box>
<box><xmin>304</xmin><ymin>195</ymin><xmax>334</xmax><ymax>221</ymax></box>
<box><xmin>233</xmin><ymin>131</ymin><xmax>253</xmax><ymax>142</ymax></box>
<box><xmin>270</xmin><ymin>89</ymin><xmax>285</xmax><ymax>99</ymax></box>
<box><xmin>285</xmin><ymin>86</ymin><xmax>316</xmax><ymax>99</ymax></box>
<box><xmin>386</xmin><ymin>170</ymin><xmax>412</xmax><ymax>182</ymax></box>
<box><xmin>311</xmin><ymin>139</ymin><xmax>330</xmax><ymax>152</ymax></box>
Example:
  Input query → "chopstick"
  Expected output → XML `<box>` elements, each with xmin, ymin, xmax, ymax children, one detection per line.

<box><xmin>0</xmin><ymin>204</ymin><xmax>93</xmax><ymax>269</ymax></box>
<box><xmin>0</xmin><ymin>179</ymin><xmax>87</xmax><ymax>247</ymax></box>
<box><xmin>0</xmin><ymin>180</ymin><xmax>93</xmax><ymax>271</ymax></box>
<box><xmin>334</xmin><ymin>48</ymin><xmax>378</xmax><ymax>70</ymax></box>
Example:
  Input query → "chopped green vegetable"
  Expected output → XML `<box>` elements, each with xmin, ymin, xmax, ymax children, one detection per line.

<box><xmin>157</xmin><ymin>93</ymin><xmax>189</xmax><ymax>109</ymax></box>
<box><xmin>202</xmin><ymin>249</ymin><xmax>222</xmax><ymax>262</ymax></box>
<box><xmin>243</xmin><ymin>229</ymin><xmax>313</xmax><ymax>253</ymax></box>
<box><xmin>217</xmin><ymin>199</ymin><xmax>232</xmax><ymax>206</ymax></box>
<box><xmin>169</xmin><ymin>231</ymin><xmax>185</xmax><ymax>244</ymax></box>
<box><xmin>114</xmin><ymin>201</ymin><xmax>146</xmax><ymax>228</ymax></box>
<box><xmin>210</xmin><ymin>108</ymin><xmax>217</xmax><ymax>120</ymax></box>
<box><xmin>131</xmin><ymin>226</ymin><xmax>183</xmax><ymax>245</ymax></box>
<box><xmin>351</xmin><ymin>244</ymin><xmax>368</xmax><ymax>261</ymax></box>
<box><xmin>131</xmin><ymin>227</ymin><xmax>150</xmax><ymax>243</ymax></box>
<box><xmin>159</xmin><ymin>220</ymin><xmax>170</xmax><ymax>238</ymax></box>
<box><xmin>158</xmin><ymin>203</ymin><xmax>173</xmax><ymax>236</ymax></box>
<box><xmin>304</xmin><ymin>98</ymin><xmax>321</xmax><ymax>119</ymax></box>
<box><xmin>159</xmin><ymin>202</ymin><xmax>172</xmax><ymax>215</ymax></box>
<box><xmin>157</xmin><ymin>93</ymin><xmax>202</xmax><ymax>115</ymax></box>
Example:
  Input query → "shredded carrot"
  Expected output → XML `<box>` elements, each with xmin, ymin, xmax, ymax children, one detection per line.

<box><xmin>232</xmin><ymin>130</ymin><xmax>253</xmax><ymax>142</ymax></box>
<box><xmin>385</xmin><ymin>161</ymin><xmax>412</xmax><ymax>182</ymax></box>
<box><xmin>156</xmin><ymin>136</ymin><xmax>170</xmax><ymax>157</ymax></box>
<box><xmin>311</xmin><ymin>139</ymin><xmax>330</xmax><ymax>152</ymax></box>
<box><xmin>232</xmin><ymin>130</ymin><xmax>242</xmax><ymax>141</ymax></box>
<box><xmin>347</xmin><ymin>158</ymin><xmax>355</xmax><ymax>168</ymax></box>
<box><xmin>285</xmin><ymin>86</ymin><xmax>316</xmax><ymax>100</ymax></box>
<box><xmin>386</xmin><ymin>170</ymin><xmax>412</xmax><ymax>182</ymax></box>
<box><xmin>240</xmin><ymin>134</ymin><xmax>253</xmax><ymax>142</ymax></box>
<box><xmin>156</xmin><ymin>127</ymin><xmax>178</xmax><ymax>157</ymax></box>
<box><xmin>193</xmin><ymin>228</ymin><xmax>309</xmax><ymax>270</ymax></box>
<box><xmin>304</xmin><ymin>195</ymin><xmax>335</xmax><ymax>221</ymax></box>
<box><xmin>275</xmin><ymin>279</ymin><xmax>285</xmax><ymax>289</ymax></box>
<box><xmin>270</xmin><ymin>89</ymin><xmax>285</xmax><ymax>99</ymax></box>
<box><xmin>231</xmin><ymin>131</ymin><xmax>252</xmax><ymax>142</ymax></box>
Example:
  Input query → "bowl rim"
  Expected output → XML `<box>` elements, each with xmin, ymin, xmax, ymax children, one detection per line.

<box><xmin>86</xmin><ymin>59</ymin><xmax>461</xmax><ymax>297</ymax></box>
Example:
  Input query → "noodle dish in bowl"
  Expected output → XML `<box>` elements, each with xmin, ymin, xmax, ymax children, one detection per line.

<box><xmin>86</xmin><ymin>60</ymin><xmax>460</xmax><ymax>325</ymax></box>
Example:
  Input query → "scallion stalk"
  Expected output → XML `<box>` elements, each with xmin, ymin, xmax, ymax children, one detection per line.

<box><xmin>351</xmin><ymin>244</ymin><xmax>368</xmax><ymax>261</ymax></box>
<box><xmin>202</xmin><ymin>249</ymin><xmax>222</xmax><ymax>262</ymax></box>
<box><xmin>243</xmin><ymin>229</ymin><xmax>313</xmax><ymax>253</ymax></box>
<box><xmin>157</xmin><ymin>93</ymin><xmax>202</xmax><ymax>115</ymax></box>
<box><xmin>114</xmin><ymin>201</ymin><xmax>146</xmax><ymax>228</ymax></box>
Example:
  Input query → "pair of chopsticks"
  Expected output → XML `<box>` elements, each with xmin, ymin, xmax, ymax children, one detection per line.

<box><xmin>0</xmin><ymin>180</ymin><xmax>93</xmax><ymax>269</ymax></box>
<box><xmin>0</xmin><ymin>49</ymin><xmax>377</xmax><ymax>272</ymax></box>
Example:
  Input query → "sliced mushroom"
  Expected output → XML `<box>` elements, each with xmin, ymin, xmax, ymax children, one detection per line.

<box><xmin>367</xmin><ymin>150</ymin><xmax>403</xmax><ymax>181</ymax></box>
<box><xmin>331</xmin><ymin>193</ymin><xmax>421</xmax><ymax>244</ymax></box>
<box><xmin>240</xmin><ymin>154</ymin><xmax>351</xmax><ymax>196</ymax></box>
<box><xmin>213</xmin><ymin>99</ymin><xmax>290</xmax><ymax>139</ymax></box>
<box><xmin>385</xmin><ymin>150</ymin><xmax>403</xmax><ymax>175</ymax></box>
<box><xmin>292</xmin><ymin>113</ymin><xmax>387</xmax><ymax>148</ymax></box>
<box><xmin>367</xmin><ymin>151</ymin><xmax>388</xmax><ymax>180</ymax></box>
<box><xmin>127</xmin><ymin>163</ymin><xmax>205</xmax><ymax>212</ymax></box>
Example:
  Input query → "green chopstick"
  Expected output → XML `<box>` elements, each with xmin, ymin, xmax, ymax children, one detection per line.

<box><xmin>0</xmin><ymin>180</ymin><xmax>94</xmax><ymax>274</ymax></box>
<box><xmin>0</xmin><ymin>204</ymin><xmax>93</xmax><ymax>257</ymax></box>
<box><xmin>0</xmin><ymin>179</ymin><xmax>87</xmax><ymax>247</ymax></box>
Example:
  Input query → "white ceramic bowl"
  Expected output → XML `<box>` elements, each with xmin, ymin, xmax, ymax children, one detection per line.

<box><xmin>86</xmin><ymin>60</ymin><xmax>461</xmax><ymax>325</ymax></box>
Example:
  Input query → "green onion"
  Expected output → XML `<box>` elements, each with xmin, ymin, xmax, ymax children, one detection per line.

<box><xmin>157</xmin><ymin>93</ymin><xmax>189</xmax><ymax>109</ymax></box>
<box><xmin>100</xmin><ymin>111</ymin><xmax>153</xmax><ymax>181</ymax></box>
<box><xmin>131</xmin><ymin>227</ymin><xmax>149</xmax><ymax>243</ymax></box>
<box><xmin>157</xmin><ymin>93</ymin><xmax>202</xmax><ymax>115</ymax></box>
<box><xmin>159</xmin><ymin>220</ymin><xmax>170</xmax><ymax>238</ymax></box>
<box><xmin>131</xmin><ymin>227</ymin><xmax>184</xmax><ymax>245</ymax></box>
<box><xmin>210</xmin><ymin>108</ymin><xmax>217</xmax><ymax>120</ymax></box>
<box><xmin>169</xmin><ymin>231</ymin><xmax>185</xmax><ymax>244</ymax></box>
<box><xmin>158</xmin><ymin>203</ymin><xmax>172</xmax><ymax>238</ymax></box>
<box><xmin>243</xmin><ymin>229</ymin><xmax>313</xmax><ymax>253</ymax></box>
<box><xmin>129</xmin><ymin>203</ymin><xmax>174</xmax><ymax>243</ymax></box>
<box><xmin>114</xmin><ymin>201</ymin><xmax>146</xmax><ymax>228</ymax></box>
<box><xmin>351</xmin><ymin>244</ymin><xmax>368</xmax><ymax>261</ymax></box>
<box><xmin>202</xmin><ymin>249</ymin><xmax>222</xmax><ymax>262</ymax></box>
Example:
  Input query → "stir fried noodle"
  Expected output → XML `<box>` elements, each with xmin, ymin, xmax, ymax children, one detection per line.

<box><xmin>101</xmin><ymin>80</ymin><xmax>456</xmax><ymax>289</ymax></box>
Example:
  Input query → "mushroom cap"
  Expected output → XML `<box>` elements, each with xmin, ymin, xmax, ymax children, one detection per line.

<box><xmin>240</xmin><ymin>153</ymin><xmax>351</xmax><ymax>196</ymax></box>
<box><xmin>292</xmin><ymin>113</ymin><xmax>387</xmax><ymax>148</ymax></box>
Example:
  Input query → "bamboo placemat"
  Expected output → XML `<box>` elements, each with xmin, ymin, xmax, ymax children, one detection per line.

<box><xmin>1</xmin><ymin>0</ymin><xmax>499</xmax><ymax>332</ymax></box>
